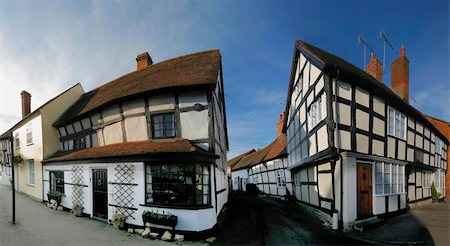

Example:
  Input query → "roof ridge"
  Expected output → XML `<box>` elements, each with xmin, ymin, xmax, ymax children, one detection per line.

<box><xmin>94</xmin><ymin>49</ymin><xmax>221</xmax><ymax>93</ymax></box>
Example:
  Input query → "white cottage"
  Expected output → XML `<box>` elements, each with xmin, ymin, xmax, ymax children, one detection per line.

<box><xmin>42</xmin><ymin>50</ymin><xmax>229</xmax><ymax>233</ymax></box>
<box><xmin>283</xmin><ymin>40</ymin><xmax>448</xmax><ymax>231</ymax></box>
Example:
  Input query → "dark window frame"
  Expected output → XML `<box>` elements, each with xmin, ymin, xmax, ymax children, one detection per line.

<box><xmin>50</xmin><ymin>171</ymin><xmax>65</xmax><ymax>194</ymax></box>
<box><xmin>73</xmin><ymin>136</ymin><xmax>87</xmax><ymax>150</ymax></box>
<box><xmin>144</xmin><ymin>163</ymin><xmax>211</xmax><ymax>208</ymax></box>
<box><xmin>151</xmin><ymin>112</ymin><xmax>176</xmax><ymax>139</ymax></box>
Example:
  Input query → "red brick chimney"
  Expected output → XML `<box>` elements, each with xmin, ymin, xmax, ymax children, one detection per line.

<box><xmin>136</xmin><ymin>52</ymin><xmax>153</xmax><ymax>71</ymax></box>
<box><xmin>276</xmin><ymin>112</ymin><xmax>285</xmax><ymax>137</ymax></box>
<box><xmin>21</xmin><ymin>90</ymin><xmax>31</xmax><ymax>118</ymax></box>
<box><xmin>391</xmin><ymin>46</ymin><xmax>409</xmax><ymax>102</ymax></box>
<box><xmin>366</xmin><ymin>53</ymin><xmax>383</xmax><ymax>82</ymax></box>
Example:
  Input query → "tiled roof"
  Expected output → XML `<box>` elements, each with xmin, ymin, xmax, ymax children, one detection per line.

<box><xmin>44</xmin><ymin>138</ymin><xmax>214</xmax><ymax>163</ymax></box>
<box><xmin>232</xmin><ymin>134</ymin><xmax>287</xmax><ymax>171</ymax></box>
<box><xmin>54</xmin><ymin>50</ymin><xmax>221</xmax><ymax>126</ymax></box>
<box><xmin>227</xmin><ymin>149</ymin><xmax>256</xmax><ymax>169</ymax></box>
<box><xmin>283</xmin><ymin>40</ymin><xmax>448</xmax><ymax>143</ymax></box>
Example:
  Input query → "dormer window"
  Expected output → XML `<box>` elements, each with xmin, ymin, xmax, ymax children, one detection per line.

<box><xmin>151</xmin><ymin>113</ymin><xmax>176</xmax><ymax>139</ymax></box>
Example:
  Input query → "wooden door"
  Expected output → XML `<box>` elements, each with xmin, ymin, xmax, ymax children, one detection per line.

<box><xmin>357</xmin><ymin>163</ymin><xmax>373</xmax><ymax>219</ymax></box>
<box><xmin>92</xmin><ymin>169</ymin><xmax>108</xmax><ymax>219</ymax></box>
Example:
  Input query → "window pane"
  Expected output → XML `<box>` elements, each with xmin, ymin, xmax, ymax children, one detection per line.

<box><xmin>384</xmin><ymin>163</ymin><xmax>391</xmax><ymax>194</ymax></box>
<box><xmin>375</xmin><ymin>162</ymin><xmax>383</xmax><ymax>194</ymax></box>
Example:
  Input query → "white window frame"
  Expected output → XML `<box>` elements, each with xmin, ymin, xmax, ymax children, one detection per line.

<box><xmin>435</xmin><ymin>137</ymin><xmax>442</xmax><ymax>156</ymax></box>
<box><xmin>276</xmin><ymin>169</ymin><xmax>286</xmax><ymax>187</ymax></box>
<box><xmin>374</xmin><ymin>161</ymin><xmax>405</xmax><ymax>196</ymax></box>
<box><xmin>27</xmin><ymin>159</ymin><xmax>35</xmax><ymax>186</ymax></box>
<box><xmin>422</xmin><ymin>172</ymin><xmax>431</xmax><ymax>188</ymax></box>
<box><xmin>387</xmin><ymin>106</ymin><xmax>407</xmax><ymax>140</ymax></box>
<box><xmin>308</xmin><ymin>98</ymin><xmax>323</xmax><ymax>131</ymax></box>
<box><xmin>26</xmin><ymin>123</ymin><xmax>33</xmax><ymax>145</ymax></box>
<box><xmin>14</xmin><ymin>132</ymin><xmax>20</xmax><ymax>149</ymax></box>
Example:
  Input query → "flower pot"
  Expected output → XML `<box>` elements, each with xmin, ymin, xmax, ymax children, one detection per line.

<box><xmin>72</xmin><ymin>207</ymin><xmax>83</xmax><ymax>217</ymax></box>
<box><xmin>47</xmin><ymin>193</ymin><xmax>62</xmax><ymax>205</ymax></box>
<box><xmin>111</xmin><ymin>214</ymin><xmax>126</xmax><ymax>230</ymax></box>
<box><xmin>142</xmin><ymin>214</ymin><xmax>177</xmax><ymax>228</ymax></box>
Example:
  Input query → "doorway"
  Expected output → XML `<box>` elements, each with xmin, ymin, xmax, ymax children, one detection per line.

<box><xmin>357</xmin><ymin>163</ymin><xmax>373</xmax><ymax>219</ymax></box>
<box><xmin>92</xmin><ymin>169</ymin><xmax>108</xmax><ymax>219</ymax></box>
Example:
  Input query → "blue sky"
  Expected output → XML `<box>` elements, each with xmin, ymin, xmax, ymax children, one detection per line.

<box><xmin>0</xmin><ymin>0</ymin><xmax>448</xmax><ymax>158</ymax></box>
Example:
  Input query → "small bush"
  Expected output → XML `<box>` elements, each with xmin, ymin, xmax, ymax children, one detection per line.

<box><xmin>431</xmin><ymin>182</ymin><xmax>439</xmax><ymax>199</ymax></box>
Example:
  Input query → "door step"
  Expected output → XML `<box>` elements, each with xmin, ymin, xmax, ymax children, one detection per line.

<box><xmin>354</xmin><ymin>217</ymin><xmax>385</xmax><ymax>232</ymax></box>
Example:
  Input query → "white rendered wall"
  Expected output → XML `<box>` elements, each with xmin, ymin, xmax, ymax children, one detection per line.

<box><xmin>44</xmin><ymin>161</ymin><xmax>219</xmax><ymax>232</ymax></box>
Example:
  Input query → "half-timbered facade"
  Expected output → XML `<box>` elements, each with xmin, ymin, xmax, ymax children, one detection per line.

<box><xmin>283</xmin><ymin>40</ymin><xmax>448</xmax><ymax>231</ymax></box>
<box><xmin>42</xmin><ymin>50</ymin><xmax>229</xmax><ymax>233</ymax></box>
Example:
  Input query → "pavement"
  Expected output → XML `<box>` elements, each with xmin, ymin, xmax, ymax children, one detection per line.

<box><xmin>346</xmin><ymin>200</ymin><xmax>450</xmax><ymax>246</ymax></box>
<box><xmin>0</xmin><ymin>184</ymin><xmax>174</xmax><ymax>246</ymax></box>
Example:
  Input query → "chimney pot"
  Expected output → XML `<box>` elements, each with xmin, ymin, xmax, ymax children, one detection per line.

<box><xmin>400</xmin><ymin>46</ymin><xmax>406</xmax><ymax>57</ymax></box>
<box><xmin>136</xmin><ymin>52</ymin><xmax>153</xmax><ymax>71</ymax></box>
<box><xmin>21</xmin><ymin>90</ymin><xmax>31</xmax><ymax>118</ymax></box>
<box><xmin>276</xmin><ymin>112</ymin><xmax>285</xmax><ymax>137</ymax></box>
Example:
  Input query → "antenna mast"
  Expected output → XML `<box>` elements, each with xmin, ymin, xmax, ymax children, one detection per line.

<box><xmin>358</xmin><ymin>36</ymin><xmax>374</xmax><ymax>71</ymax></box>
<box><xmin>379</xmin><ymin>30</ymin><xmax>394</xmax><ymax>72</ymax></box>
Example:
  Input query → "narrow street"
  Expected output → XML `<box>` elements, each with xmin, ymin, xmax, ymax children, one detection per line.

<box><xmin>214</xmin><ymin>193</ymin><xmax>361</xmax><ymax>245</ymax></box>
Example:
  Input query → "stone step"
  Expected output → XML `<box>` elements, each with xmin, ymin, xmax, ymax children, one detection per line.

<box><xmin>354</xmin><ymin>217</ymin><xmax>385</xmax><ymax>232</ymax></box>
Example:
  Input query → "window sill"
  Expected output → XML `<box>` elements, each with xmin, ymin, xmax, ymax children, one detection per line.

<box><xmin>374</xmin><ymin>192</ymin><xmax>406</xmax><ymax>197</ymax></box>
<box><xmin>27</xmin><ymin>184</ymin><xmax>36</xmax><ymax>187</ymax></box>
<box><xmin>139</xmin><ymin>203</ymin><xmax>213</xmax><ymax>210</ymax></box>
<box><xmin>386</xmin><ymin>134</ymin><xmax>406</xmax><ymax>142</ymax></box>
<box><xmin>27</xmin><ymin>143</ymin><xmax>34</xmax><ymax>146</ymax></box>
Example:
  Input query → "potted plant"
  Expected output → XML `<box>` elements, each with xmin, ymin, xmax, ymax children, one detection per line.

<box><xmin>47</xmin><ymin>190</ymin><xmax>62</xmax><ymax>205</ymax></box>
<box><xmin>72</xmin><ymin>203</ymin><xmax>84</xmax><ymax>217</ymax></box>
<box><xmin>111</xmin><ymin>213</ymin><xmax>126</xmax><ymax>230</ymax></box>
<box><xmin>431</xmin><ymin>182</ymin><xmax>441</xmax><ymax>203</ymax></box>
<box><xmin>142</xmin><ymin>210</ymin><xmax>178</xmax><ymax>228</ymax></box>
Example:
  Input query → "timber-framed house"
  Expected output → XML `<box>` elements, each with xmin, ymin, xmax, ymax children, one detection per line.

<box><xmin>42</xmin><ymin>50</ymin><xmax>229</xmax><ymax>233</ymax></box>
<box><xmin>283</xmin><ymin>40</ymin><xmax>448</xmax><ymax>230</ymax></box>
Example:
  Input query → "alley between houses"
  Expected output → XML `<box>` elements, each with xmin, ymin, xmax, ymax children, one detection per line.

<box><xmin>213</xmin><ymin>193</ymin><xmax>361</xmax><ymax>245</ymax></box>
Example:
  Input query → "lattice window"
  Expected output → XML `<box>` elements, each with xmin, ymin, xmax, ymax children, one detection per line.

<box><xmin>71</xmin><ymin>165</ymin><xmax>85</xmax><ymax>207</ymax></box>
<box><xmin>111</xmin><ymin>164</ymin><xmax>137</xmax><ymax>219</ymax></box>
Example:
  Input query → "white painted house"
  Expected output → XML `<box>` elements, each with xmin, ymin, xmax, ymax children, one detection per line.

<box><xmin>42</xmin><ymin>50</ymin><xmax>229</xmax><ymax>233</ymax></box>
<box><xmin>283</xmin><ymin>41</ymin><xmax>448</xmax><ymax>231</ymax></box>
<box><xmin>0</xmin><ymin>85</ymin><xmax>84</xmax><ymax>199</ymax></box>
<box><xmin>230</xmin><ymin>114</ymin><xmax>292</xmax><ymax>197</ymax></box>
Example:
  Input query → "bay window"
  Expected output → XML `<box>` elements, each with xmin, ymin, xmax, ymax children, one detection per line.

<box><xmin>145</xmin><ymin>163</ymin><xmax>210</xmax><ymax>207</ymax></box>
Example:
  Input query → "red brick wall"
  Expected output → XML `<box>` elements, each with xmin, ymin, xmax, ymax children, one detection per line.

<box><xmin>391</xmin><ymin>47</ymin><xmax>409</xmax><ymax>102</ymax></box>
<box><xmin>366</xmin><ymin>54</ymin><xmax>383</xmax><ymax>82</ymax></box>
